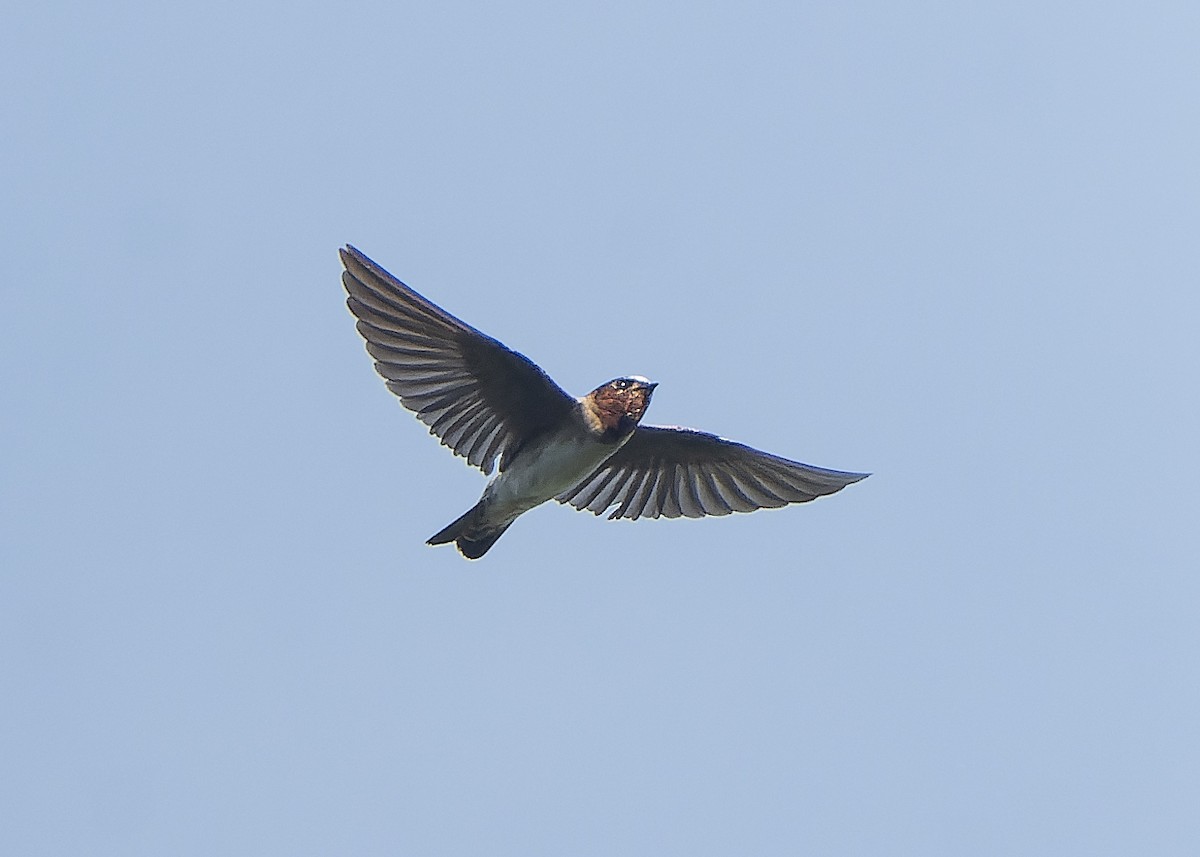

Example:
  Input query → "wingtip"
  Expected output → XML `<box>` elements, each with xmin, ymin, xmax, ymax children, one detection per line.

<box><xmin>830</xmin><ymin>470</ymin><xmax>871</xmax><ymax>490</ymax></box>
<box><xmin>340</xmin><ymin>247</ymin><xmax>384</xmax><ymax>287</ymax></box>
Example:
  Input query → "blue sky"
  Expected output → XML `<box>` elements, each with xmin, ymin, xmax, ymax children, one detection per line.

<box><xmin>3</xmin><ymin>2</ymin><xmax>1198</xmax><ymax>855</ymax></box>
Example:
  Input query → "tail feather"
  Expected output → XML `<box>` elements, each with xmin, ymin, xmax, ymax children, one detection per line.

<box><xmin>427</xmin><ymin>502</ymin><xmax>512</xmax><ymax>560</ymax></box>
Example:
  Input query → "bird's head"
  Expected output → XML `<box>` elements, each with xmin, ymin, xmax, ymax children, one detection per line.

<box><xmin>585</xmin><ymin>376</ymin><xmax>657</xmax><ymax>434</ymax></box>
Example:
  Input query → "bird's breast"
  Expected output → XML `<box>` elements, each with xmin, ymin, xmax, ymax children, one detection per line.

<box><xmin>486</xmin><ymin>429</ymin><xmax>623</xmax><ymax>517</ymax></box>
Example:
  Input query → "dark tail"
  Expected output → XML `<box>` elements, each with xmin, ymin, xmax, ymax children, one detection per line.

<box><xmin>426</xmin><ymin>502</ymin><xmax>513</xmax><ymax>560</ymax></box>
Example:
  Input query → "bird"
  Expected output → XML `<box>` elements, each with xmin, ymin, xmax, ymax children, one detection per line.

<box><xmin>341</xmin><ymin>246</ymin><xmax>868</xmax><ymax>559</ymax></box>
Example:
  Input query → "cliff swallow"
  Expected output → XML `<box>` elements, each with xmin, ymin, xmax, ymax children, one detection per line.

<box><xmin>341</xmin><ymin>246</ymin><xmax>868</xmax><ymax>559</ymax></box>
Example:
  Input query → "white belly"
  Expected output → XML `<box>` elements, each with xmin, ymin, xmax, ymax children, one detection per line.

<box><xmin>485</xmin><ymin>434</ymin><xmax>619</xmax><ymax>520</ymax></box>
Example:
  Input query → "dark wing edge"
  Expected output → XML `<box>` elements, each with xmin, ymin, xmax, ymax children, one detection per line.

<box><xmin>340</xmin><ymin>246</ymin><xmax>575</xmax><ymax>473</ymax></box>
<box><xmin>556</xmin><ymin>425</ymin><xmax>869</xmax><ymax>521</ymax></box>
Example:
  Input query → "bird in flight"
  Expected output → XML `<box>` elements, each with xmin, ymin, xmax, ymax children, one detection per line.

<box><xmin>341</xmin><ymin>247</ymin><xmax>868</xmax><ymax>559</ymax></box>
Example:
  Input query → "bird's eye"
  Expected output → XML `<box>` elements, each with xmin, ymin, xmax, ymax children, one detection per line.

<box><xmin>614</xmin><ymin>380</ymin><xmax>628</xmax><ymax>390</ymax></box>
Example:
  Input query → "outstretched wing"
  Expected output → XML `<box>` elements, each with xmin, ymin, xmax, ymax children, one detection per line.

<box><xmin>341</xmin><ymin>246</ymin><xmax>576</xmax><ymax>473</ymax></box>
<box><xmin>557</xmin><ymin>425</ymin><xmax>868</xmax><ymax>520</ymax></box>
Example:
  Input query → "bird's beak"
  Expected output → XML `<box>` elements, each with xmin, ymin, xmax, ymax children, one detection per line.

<box><xmin>641</xmin><ymin>381</ymin><xmax>658</xmax><ymax>392</ymax></box>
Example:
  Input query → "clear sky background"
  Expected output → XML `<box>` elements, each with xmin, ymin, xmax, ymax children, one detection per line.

<box><xmin>3</xmin><ymin>2</ymin><xmax>1198</xmax><ymax>855</ymax></box>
